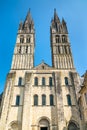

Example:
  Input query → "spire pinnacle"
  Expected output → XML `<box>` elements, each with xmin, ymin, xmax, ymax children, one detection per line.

<box><xmin>20</xmin><ymin>9</ymin><xmax>34</xmax><ymax>33</ymax></box>
<box><xmin>62</xmin><ymin>18</ymin><xmax>66</xmax><ymax>24</ymax></box>
<box><xmin>62</xmin><ymin>17</ymin><xmax>68</xmax><ymax>33</ymax></box>
<box><xmin>26</xmin><ymin>9</ymin><xmax>31</xmax><ymax>22</ymax></box>
<box><xmin>54</xmin><ymin>8</ymin><xmax>60</xmax><ymax>23</ymax></box>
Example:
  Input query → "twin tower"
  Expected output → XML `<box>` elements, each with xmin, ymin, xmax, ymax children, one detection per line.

<box><xmin>11</xmin><ymin>9</ymin><xmax>74</xmax><ymax>70</ymax></box>
<box><xmin>0</xmin><ymin>10</ymin><xmax>83</xmax><ymax>130</ymax></box>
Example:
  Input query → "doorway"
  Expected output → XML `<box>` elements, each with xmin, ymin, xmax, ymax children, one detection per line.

<box><xmin>68</xmin><ymin>122</ymin><xmax>79</xmax><ymax>130</ymax></box>
<box><xmin>40</xmin><ymin>127</ymin><xmax>48</xmax><ymax>130</ymax></box>
<box><xmin>39</xmin><ymin>118</ymin><xmax>50</xmax><ymax>130</ymax></box>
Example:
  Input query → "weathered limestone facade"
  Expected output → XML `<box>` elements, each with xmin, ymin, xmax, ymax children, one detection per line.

<box><xmin>0</xmin><ymin>10</ymin><xmax>84</xmax><ymax>130</ymax></box>
<box><xmin>79</xmin><ymin>71</ymin><xmax>87</xmax><ymax>130</ymax></box>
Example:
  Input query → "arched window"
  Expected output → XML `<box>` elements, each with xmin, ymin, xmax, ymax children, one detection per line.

<box><xmin>65</xmin><ymin>77</ymin><xmax>69</xmax><ymax>86</ymax></box>
<box><xmin>26</xmin><ymin>46</ymin><xmax>28</xmax><ymax>53</ymax></box>
<box><xmin>20</xmin><ymin>36</ymin><xmax>24</xmax><ymax>43</ymax></box>
<box><xmin>50</xmin><ymin>94</ymin><xmax>54</xmax><ymax>106</ymax></box>
<box><xmin>34</xmin><ymin>77</ymin><xmax>38</xmax><ymax>86</ymax></box>
<box><xmin>49</xmin><ymin>77</ymin><xmax>52</xmax><ymax>86</ymax></box>
<box><xmin>62</xmin><ymin>35</ymin><xmax>67</xmax><ymax>43</ymax></box>
<box><xmin>42</xmin><ymin>94</ymin><xmax>46</xmax><ymax>105</ymax></box>
<box><xmin>55</xmin><ymin>35</ymin><xmax>60</xmax><ymax>43</ymax></box>
<box><xmin>26</xmin><ymin>36</ymin><xmax>30</xmax><ymax>43</ymax></box>
<box><xmin>67</xmin><ymin>94</ymin><xmax>72</xmax><ymax>106</ymax></box>
<box><xmin>64</xmin><ymin>46</ymin><xmax>67</xmax><ymax>54</ymax></box>
<box><xmin>16</xmin><ymin>95</ymin><xmax>20</xmax><ymax>106</ymax></box>
<box><xmin>19</xmin><ymin>46</ymin><xmax>21</xmax><ymax>54</ymax></box>
<box><xmin>34</xmin><ymin>95</ymin><xmax>38</xmax><ymax>106</ymax></box>
<box><xmin>58</xmin><ymin>46</ymin><xmax>60</xmax><ymax>54</ymax></box>
<box><xmin>42</xmin><ymin>77</ymin><xmax>45</xmax><ymax>86</ymax></box>
<box><xmin>18</xmin><ymin>77</ymin><xmax>22</xmax><ymax>86</ymax></box>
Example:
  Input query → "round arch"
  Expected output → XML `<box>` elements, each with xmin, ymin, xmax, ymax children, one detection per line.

<box><xmin>38</xmin><ymin>117</ymin><xmax>50</xmax><ymax>130</ymax></box>
<box><xmin>68</xmin><ymin>121</ymin><xmax>80</xmax><ymax>130</ymax></box>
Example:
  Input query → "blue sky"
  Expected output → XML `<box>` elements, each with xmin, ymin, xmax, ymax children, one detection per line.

<box><xmin>0</xmin><ymin>0</ymin><xmax>87</xmax><ymax>93</ymax></box>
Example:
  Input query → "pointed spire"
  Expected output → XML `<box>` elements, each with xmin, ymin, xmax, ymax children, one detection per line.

<box><xmin>62</xmin><ymin>18</ymin><xmax>68</xmax><ymax>33</ymax></box>
<box><xmin>62</xmin><ymin>18</ymin><xmax>66</xmax><ymax>24</ymax></box>
<box><xmin>50</xmin><ymin>9</ymin><xmax>61</xmax><ymax>33</ymax></box>
<box><xmin>22</xmin><ymin>9</ymin><xmax>34</xmax><ymax>33</ymax></box>
<box><xmin>19</xmin><ymin>21</ymin><xmax>23</xmax><ymax>30</ymax></box>
<box><xmin>24</xmin><ymin>9</ymin><xmax>32</xmax><ymax>24</ymax></box>
<box><xmin>54</xmin><ymin>8</ymin><xmax>60</xmax><ymax>23</ymax></box>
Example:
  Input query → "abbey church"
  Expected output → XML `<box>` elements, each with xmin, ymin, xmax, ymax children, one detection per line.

<box><xmin>0</xmin><ymin>9</ymin><xmax>87</xmax><ymax>130</ymax></box>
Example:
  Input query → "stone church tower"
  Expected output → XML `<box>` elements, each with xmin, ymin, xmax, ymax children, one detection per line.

<box><xmin>0</xmin><ymin>10</ymin><xmax>83</xmax><ymax>130</ymax></box>
<box><xmin>51</xmin><ymin>9</ymin><xmax>74</xmax><ymax>69</ymax></box>
<box><xmin>11</xmin><ymin>10</ymin><xmax>35</xmax><ymax>70</ymax></box>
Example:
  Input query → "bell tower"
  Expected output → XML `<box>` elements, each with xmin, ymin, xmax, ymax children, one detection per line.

<box><xmin>50</xmin><ymin>9</ymin><xmax>74</xmax><ymax>69</ymax></box>
<box><xmin>11</xmin><ymin>10</ymin><xmax>35</xmax><ymax>70</ymax></box>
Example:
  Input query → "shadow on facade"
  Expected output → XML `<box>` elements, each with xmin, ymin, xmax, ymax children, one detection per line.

<box><xmin>63</xmin><ymin>127</ymin><xmax>67</xmax><ymax>130</ymax></box>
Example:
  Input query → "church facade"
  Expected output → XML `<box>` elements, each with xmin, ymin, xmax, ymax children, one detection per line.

<box><xmin>0</xmin><ymin>10</ymin><xmax>84</xmax><ymax>130</ymax></box>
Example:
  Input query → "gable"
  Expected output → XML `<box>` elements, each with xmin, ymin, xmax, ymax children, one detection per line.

<box><xmin>34</xmin><ymin>62</ymin><xmax>52</xmax><ymax>70</ymax></box>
